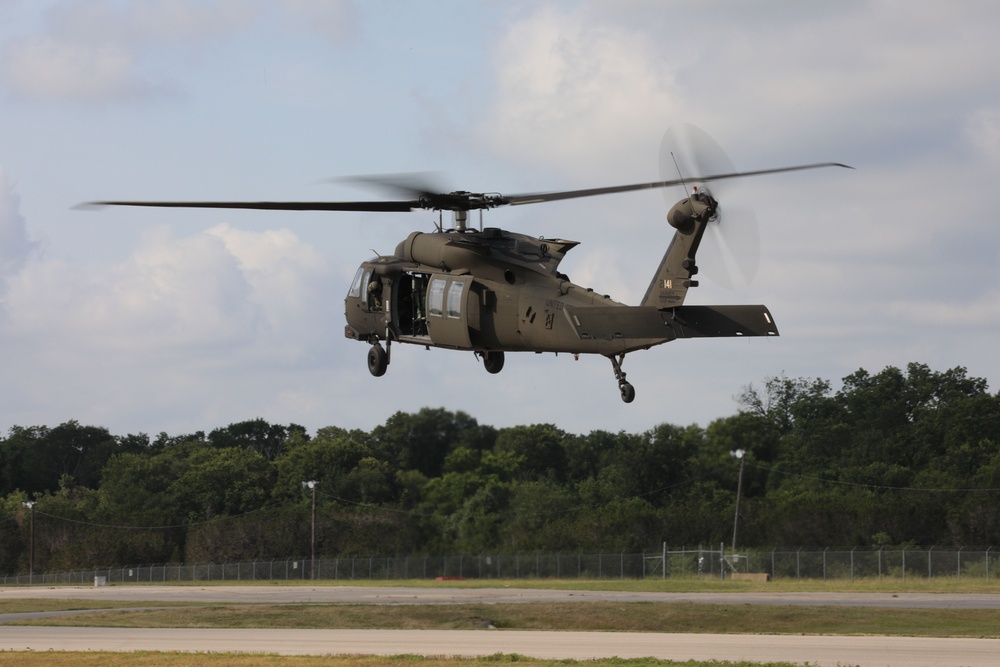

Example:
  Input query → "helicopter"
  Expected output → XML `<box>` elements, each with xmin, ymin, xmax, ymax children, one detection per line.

<box><xmin>83</xmin><ymin>127</ymin><xmax>850</xmax><ymax>403</ymax></box>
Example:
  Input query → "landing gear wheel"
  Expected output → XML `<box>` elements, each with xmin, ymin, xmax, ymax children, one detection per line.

<box><xmin>367</xmin><ymin>343</ymin><xmax>388</xmax><ymax>377</ymax></box>
<box><xmin>619</xmin><ymin>382</ymin><xmax>636</xmax><ymax>403</ymax></box>
<box><xmin>606</xmin><ymin>352</ymin><xmax>636</xmax><ymax>403</ymax></box>
<box><xmin>482</xmin><ymin>351</ymin><xmax>505</xmax><ymax>374</ymax></box>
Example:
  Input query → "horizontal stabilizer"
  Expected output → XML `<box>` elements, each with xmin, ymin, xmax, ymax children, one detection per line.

<box><xmin>665</xmin><ymin>305</ymin><xmax>779</xmax><ymax>338</ymax></box>
<box><xmin>565</xmin><ymin>304</ymin><xmax>778</xmax><ymax>342</ymax></box>
<box><xmin>567</xmin><ymin>306</ymin><xmax>675</xmax><ymax>341</ymax></box>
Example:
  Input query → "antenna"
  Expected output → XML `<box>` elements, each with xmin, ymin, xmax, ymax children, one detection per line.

<box><xmin>670</xmin><ymin>151</ymin><xmax>692</xmax><ymax>198</ymax></box>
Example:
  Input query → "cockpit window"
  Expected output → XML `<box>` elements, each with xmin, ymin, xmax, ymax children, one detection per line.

<box><xmin>360</xmin><ymin>271</ymin><xmax>371</xmax><ymax>305</ymax></box>
<box><xmin>348</xmin><ymin>267</ymin><xmax>365</xmax><ymax>298</ymax></box>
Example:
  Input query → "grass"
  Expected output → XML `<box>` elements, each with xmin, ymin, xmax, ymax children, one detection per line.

<box><xmin>13</xmin><ymin>600</ymin><xmax>1000</xmax><ymax>637</ymax></box>
<box><xmin>0</xmin><ymin>599</ymin><xmax>196</xmax><ymax>614</ymax></box>
<box><xmin>69</xmin><ymin>575</ymin><xmax>1000</xmax><ymax>594</ymax></box>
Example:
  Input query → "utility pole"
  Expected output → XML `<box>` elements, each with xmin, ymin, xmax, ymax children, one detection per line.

<box><xmin>730</xmin><ymin>449</ymin><xmax>746</xmax><ymax>553</ymax></box>
<box><xmin>302</xmin><ymin>481</ymin><xmax>318</xmax><ymax>579</ymax></box>
<box><xmin>21</xmin><ymin>501</ymin><xmax>36</xmax><ymax>581</ymax></box>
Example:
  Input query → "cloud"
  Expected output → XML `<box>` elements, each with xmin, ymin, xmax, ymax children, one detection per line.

<box><xmin>0</xmin><ymin>169</ymin><xmax>39</xmax><ymax>286</ymax></box>
<box><xmin>278</xmin><ymin>0</ymin><xmax>355</xmax><ymax>42</ymax></box>
<box><xmin>1</xmin><ymin>203</ymin><xmax>337</xmax><ymax>431</ymax></box>
<box><xmin>0</xmin><ymin>1</ymin><xmax>358</xmax><ymax>103</ymax></box>
<box><xmin>2</xmin><ymin>219</ymin><xmax>331</xmax><ymax>363</ymax></box>
<box><xmin>3</xmin><ymin>37</ymin><xmax>140</xmax><ymax>102</ymax></box>
<box><xmin>476</xmin><ymin>5</ymin><xmax>682</xmax><ymax>179</ymax></box>
<box><xmin>966</xmin><ymin>108</ymin><xmax>1000</xmax><ymax>163</ymax></box>
<box><xmin>475</xmin><ymin>2</ymin><xmax>1000</xmax><ymax>176</ymax></box>
<box><xmin>0</xmin><ymin>0</ymin><xmax>257</xmax><ymax>102</ymax></box>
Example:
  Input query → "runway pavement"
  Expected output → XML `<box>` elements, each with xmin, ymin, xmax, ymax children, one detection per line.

<box><xmin>3</xmin><ymin>585</ymin><xmax>1000</xmax><ymax>666</ymax></box>
<box><xmin>2</xmin><ymin>626</ymin><xmax>999</xmax><ymax>666</ymax></box>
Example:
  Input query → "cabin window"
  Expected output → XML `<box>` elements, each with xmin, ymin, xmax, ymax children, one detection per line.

<box><xmin>427</xmin><ymin>278</ymin><xmax>446</xmax><ymax>317</ymax></box>
<box><xmin>446</xmin><ymin>281</ymin><xmax>464</xmax><ymax>319</ymax></box>
<box><xmin>348</xmin><ymin>267</ymin><xmax>365</xmax><ymax>298</ymax></box>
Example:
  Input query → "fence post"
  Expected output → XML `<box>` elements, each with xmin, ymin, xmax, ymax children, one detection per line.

<box><xmin>850</xmin><ymin>546</ymin><xmax>856</xmax><ymax>582</ymax></box>
<box><xmin>928</xmin><ymin>546</ymin><xmax>933</xmax><ymax>579</ymax></box>
<box><xmin>958</xmin><ymin>547</ymin><xmax>962</xmax><ymax>582</ymax></box>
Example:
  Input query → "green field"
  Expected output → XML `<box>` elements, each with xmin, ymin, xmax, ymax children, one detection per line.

<box><xmin>10</xmin><ymin>599</ymin><xmax>1000</xmax><ymax>637</ymax></box>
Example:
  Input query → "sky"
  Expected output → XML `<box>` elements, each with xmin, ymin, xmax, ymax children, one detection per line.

<box><xmin>2</xmin><ymin>0</ymin><xmax>999</xmax><ymax>439</ymax></box>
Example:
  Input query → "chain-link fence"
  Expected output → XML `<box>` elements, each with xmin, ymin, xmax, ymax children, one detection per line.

<box><xmin>5</xmin><ymin>546</ymin><xmax>998</xmax><ymax>585</ymax></box>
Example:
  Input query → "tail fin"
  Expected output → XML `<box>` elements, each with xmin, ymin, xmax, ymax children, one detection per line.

<box><xmin>640</xmin><ymin>214</ymin><xmax>709</xmax><ymax>308</ymax></box>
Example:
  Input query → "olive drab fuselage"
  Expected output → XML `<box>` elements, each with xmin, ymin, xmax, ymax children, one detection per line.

<box><xmin>345</xmin><ymin>227</ymin><xmax>668</xmax><ymax>357</ymax></box>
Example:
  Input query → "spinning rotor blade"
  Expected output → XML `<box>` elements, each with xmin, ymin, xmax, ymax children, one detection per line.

<box><xmin>79</xmin><ymin>199</ymin><xmax>416</xmax><ymax>212</ymax></box>
<box><xmin>336</xmin><ymin>172</ymin><xmax>447</xmax><ymax>201</ymax></box>
<box><xmin>81</xmin><ymin>149</ymin><xmax>849</xmax><ymax>215</ymax></box>
<box><xmin>503</xmin><ymin>162</ymin><xmax>847</xmax><ymax>206</ymax></box>
<box><xmin>660</xmin><ymin>124</ymin><xmax>760</xmax><ymax>289</ymax></box>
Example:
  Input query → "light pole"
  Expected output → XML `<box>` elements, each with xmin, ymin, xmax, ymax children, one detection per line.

<box><xmin>21</xmin><ymin>500</ymin><xmax>36</xmax><ymax>581</ymax></box>
<box><xmin>730</xmin><ymin>449</ymin><xmax>746</xmax><ymax>553</ymax></box>
<box><xmin>302</xmin><ymin>481</ymin><xmax>318</xmax><ymax>579</ymax></box>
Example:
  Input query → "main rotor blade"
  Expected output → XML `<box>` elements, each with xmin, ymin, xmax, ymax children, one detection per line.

<box><xmin>504</xmin><ymin>162</ymin><xmax>851</xmax><ymax>206</ymax></box>
<box><xmin>80</xmin><ymin>200</ymin><xmax>418</xmax><ymax>212</ymax></box>
<box><xmin>337</xmin><ymin>172</ymin><xmax>448</xmax><ymax>200</ymax></box>
<box><xmin>80</xmin><ymin>163</ymin><xmax>852</xmax><ymax>214</ymax></box>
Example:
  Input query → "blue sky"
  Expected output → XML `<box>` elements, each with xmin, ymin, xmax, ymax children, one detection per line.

<box><xmin>2</xmin><ymin>0</ymin><xmax>999</xmax><ymax>437</ymax></box>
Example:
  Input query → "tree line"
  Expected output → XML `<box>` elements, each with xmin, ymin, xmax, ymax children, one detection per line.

<box><xmin>3</xmin><ymin>362</ymin><xmax>999</xmax><ymax>575</ymax></box>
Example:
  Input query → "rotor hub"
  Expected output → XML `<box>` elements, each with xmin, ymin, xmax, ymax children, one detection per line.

<box><xmin>667</xmin><ymin>189</ymin><xmax>719</xmax><ymax>233</ymax></box>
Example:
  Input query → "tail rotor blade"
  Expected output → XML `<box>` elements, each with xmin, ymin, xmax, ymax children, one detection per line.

<box><xmin>659</xmin><ymin>124</ymin><xmax>761</xmax><ymax>290</ymax></box>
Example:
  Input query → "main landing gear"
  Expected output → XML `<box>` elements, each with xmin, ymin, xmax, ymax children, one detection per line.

<box><xmin>367</xmin><ymin>342</ymin><xmax>388</xmax><ymax>377</ymax></box>
<box><xmin>607</xmin><ymin>353</ymin><xmax>635</xmax><ymax>403</ymax></box>
<box><xmin>476</xmin><ymin>350</ymin><xmax>505</xmax><ymax>374</ymax></box>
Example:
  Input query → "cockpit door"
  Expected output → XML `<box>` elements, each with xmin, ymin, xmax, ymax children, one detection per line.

<box><xmin>345</xmin><ymin>265</ymin><xmax>383</xmax><ymax>340</ymax></box>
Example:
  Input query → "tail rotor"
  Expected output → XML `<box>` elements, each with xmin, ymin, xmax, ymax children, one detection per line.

<box><xmin>659</xmin><ymin>124</ymin><xmax>760</xmax><ymax>289</ymax></box>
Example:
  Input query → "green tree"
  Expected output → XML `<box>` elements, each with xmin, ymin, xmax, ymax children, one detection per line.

<box><xmin>0</xmin><ymin>421</ymin><xmax>118</xmax><ymax>495</ymax></box>
<box><xmin>208</xmin><ymin>419</ymin><xmax>307</xmax><ymax>461</ymax></box>
<box><xmin>494</xmin><ymin>424</ymin><xmax>568</xmax><ymax>483</ymax></box>
<box><xmin>371</xmin><ymin>409</ymin><xmax>495</xmax><ymax>478</ymax></box>
<box><xmin>738</xmin><ymin>372</ymin><xmax>831</xmax><ymax>436</ymax></box>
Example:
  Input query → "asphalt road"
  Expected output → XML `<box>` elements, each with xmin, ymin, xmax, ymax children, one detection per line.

<box><xmin>2</xmin><ymin>626</ymin><xmax>999</xmax><ymax>666</ymax></box>
<box><xmin>2</xmin><ymin>585</ymin><xmax>1000</xmax><ymax>666</ymax></box>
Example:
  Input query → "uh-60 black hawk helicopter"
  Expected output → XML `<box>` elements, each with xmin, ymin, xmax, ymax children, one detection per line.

<box><xmin>85</xmin><ymin>126</ymin><xmax>849</xmax><ymax>403</ymax></box>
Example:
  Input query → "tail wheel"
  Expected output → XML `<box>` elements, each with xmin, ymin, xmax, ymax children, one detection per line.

<box><xmin>607</xmin><ymin>353</ymin><xmax>635</xmax><ymax>403</ymax></box>
<box><xmin>482</xmin><ymin>350</ymin><xmax>505</xmax><ymax>374</ymax></box>
<box><xmin>367</xmin><ymin>343</ymin><xmax>388</xmax><ymax>377</ymax></box>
